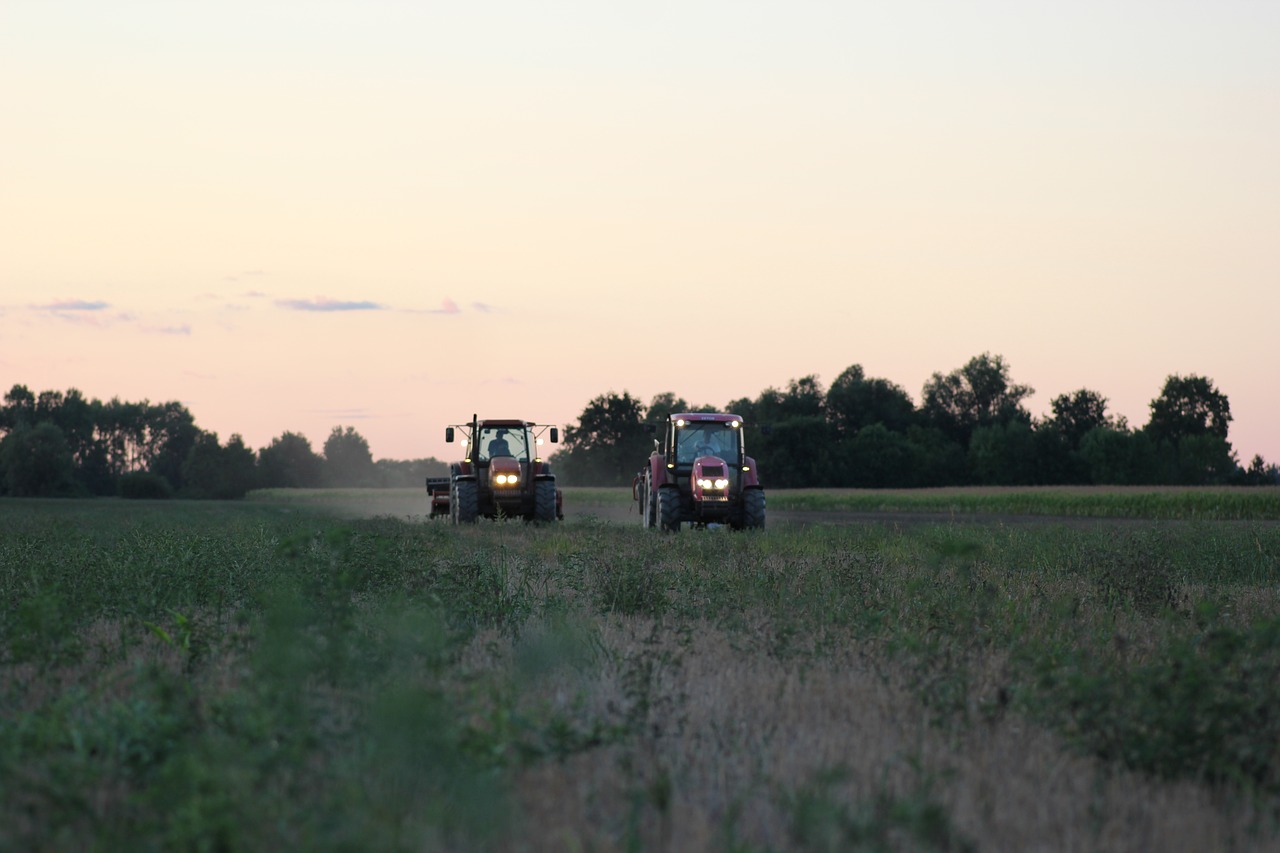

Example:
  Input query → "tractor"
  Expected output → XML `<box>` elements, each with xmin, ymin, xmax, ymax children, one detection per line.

<box><xmin>633</xmin><ymin>412</ymin><xmax>765</xmax><ymax>531</ymax></box>
<box><xmin>427</xmin><ymin>415</ymin><xmax>562</xmax><ymax>523</ymax></box>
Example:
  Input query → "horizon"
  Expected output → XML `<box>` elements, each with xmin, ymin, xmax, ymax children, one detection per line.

<box><xmin>4</xmin><ymin>3</ymin><xmax>1277</xmax><ymax>467</ymax></box>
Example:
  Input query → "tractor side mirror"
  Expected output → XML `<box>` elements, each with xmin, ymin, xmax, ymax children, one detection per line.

<box><xmin>549</xmin><ymin>427</ymin><xmax>559</xmax><ymax>443</ymax></box>
<box><xmin>445</xmin><ymin>427</ymin><xmax>455</xmax><ymax>443</ymax></box>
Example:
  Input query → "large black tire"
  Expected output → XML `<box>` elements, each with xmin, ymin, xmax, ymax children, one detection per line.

<box><xmin>742</xmin><ymin>488</ymin><xmax>765</xmax><ymax>530</ymax></box>
<box><xmin>658</xmin><ymin>486</ymin><xmax>681</xmax><ymax>533</ymax></box>
<box><xmin>454</xmin><ymin>480</ymin><xmax>479</xmax><ymax>524</ymax></box>
<box><xmin>534</xmin><ymin>479</ymin><xmax>557</xmax><ymax>522</ymax></box>
<box><xmin>642</xmin><ymin>473</ymin><xmax>657</xmax><ymax>528</ymax></box>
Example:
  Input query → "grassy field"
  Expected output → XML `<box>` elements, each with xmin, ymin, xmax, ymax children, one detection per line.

<box><xmin>3</xmin><ymin>490</ymin><xmax>1280</xmax><ymax>850</ymax></box>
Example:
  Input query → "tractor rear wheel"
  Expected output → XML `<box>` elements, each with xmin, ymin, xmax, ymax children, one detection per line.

<box><xmin>534</xmin><ymin>479</ymin><xmax>557</xmax><ymax>522</ymax></box>
<box><xmin>454</xmin><ymin>480</ymin><xmax>479</xmax><ymax>524</ymax></box>
<box><xmin>658</xmin><ymin>486</ymin><xmax>681</xmax><ymax>533</ymax></box>
<box><xmin>742</xmin><ymin>488</ymin><xmax>765</xmax><ymax>530</ymax></box>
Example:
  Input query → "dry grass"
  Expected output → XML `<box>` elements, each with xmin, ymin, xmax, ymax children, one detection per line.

<box><xmin>480</xmin><ymin>619</ymin><xmax>1270</xmax><ymax>852</ymax></box>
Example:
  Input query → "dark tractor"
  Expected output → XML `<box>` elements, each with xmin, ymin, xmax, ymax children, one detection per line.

<box><xmin>426</xmin><ymin>415</ymin><xmax>562</xmax><ymax>523</ymax></box>
<box><xmin>632</xmin><ymin>412</ymin><xmax>765</xmax><ymax>532</ymax></box>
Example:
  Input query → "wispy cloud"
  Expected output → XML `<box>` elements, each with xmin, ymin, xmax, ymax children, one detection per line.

<box><xmin>146</xmin><ymin>324</ymin><xmax>192</xmax><ymax>336</ymax></box>
<box><xmin>471</xmin><ymin>302</ymin><xmax>496</xmax><ymax>313</ymax></box>
<box><xmin>275</xmin><ymin>297</ymin><xmax>385</xmax><ymax>312</ymax></box>
<box><xmin>31</xmin><ymin>299</ymin><xmax>110</xmax><ymax>312</ymax></box>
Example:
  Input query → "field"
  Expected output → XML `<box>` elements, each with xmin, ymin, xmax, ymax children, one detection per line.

<box><xmin>3</xmin><ymin>487</ymin><xmax>1280</xmax><ymax>850</ymax></box>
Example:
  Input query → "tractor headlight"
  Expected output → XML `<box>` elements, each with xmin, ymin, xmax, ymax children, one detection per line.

<box><xmin>697</xmin><ymin>478</ymin><xmax>711</xmax><ymax>489</ymax></box>
<box><xmin>714</xmin><ymin>478</ymin><xmax>729</xmax><ymax>489</ymax></box>
<box><xmin>494</xmin><ymin>473</ymin><xmax>520</xmax><ymax>486</ymax></box>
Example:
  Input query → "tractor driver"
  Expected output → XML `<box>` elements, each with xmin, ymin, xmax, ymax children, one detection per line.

<box><xmin>487</xmin><ymin>429</ymin><xmax>512</xmax><ymax>458</ymax></box>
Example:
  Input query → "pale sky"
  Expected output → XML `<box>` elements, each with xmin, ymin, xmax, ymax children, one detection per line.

<box><xmin>3</xmin><ymin>2</ymin><xmax>1278</xmax><ymax>465</ymax></box>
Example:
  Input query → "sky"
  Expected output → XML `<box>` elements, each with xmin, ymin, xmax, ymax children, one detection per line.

<box><xmin>3</xmin><ymin>1</ymin><xmax>1278</xmax><ymax>466</ymax></box>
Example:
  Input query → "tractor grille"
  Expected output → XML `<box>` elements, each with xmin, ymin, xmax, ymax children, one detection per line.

<box><xmin>701</xmin><ymin>465</ymin><xmax>724</xmax><ymax>477</ymax></box>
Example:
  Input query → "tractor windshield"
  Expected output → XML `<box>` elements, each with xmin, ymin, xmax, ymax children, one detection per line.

<box><xmin>477</xmin><ymin>427</ymin><xmax>529</xmax><ymax>461</ymax></box>
<box><xmin>675</xmin><ymin>422</ymin><xmax>740</xmax><ymax>465</ymax></box>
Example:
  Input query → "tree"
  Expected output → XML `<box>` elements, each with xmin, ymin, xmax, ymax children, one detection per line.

<box><xmin>921</xmin><ymin>353</ymin><xmax>1033</xmax><ymax>447</ymax></box>
<box><xmin>1</xmin><ymin>422</ymin><xmax>77</xmax><ymax>497</ymax></box>
<box><xmin>259</xmin><ymin>432</ymin><xmax>325</xmax><ymax>488</ymax></box>
<box><xmin>646</xmin><ymin>392</ymin><xmax>688</xmax><ymax>424</ymax></box>
<box><xmin>1079</xmin><ymin>426</ymin><xmax>1159</xmax><ymax>485</ymax></box>
<box><xmin>968</xmin><ymin>421</ymin><xmax>1038</xmax><ymax>485</ymax></box>
<box><xmin>1047</xmin><ymin>389</ymin><xmax>1112</xmax><ymax>450</ymax></box>
<box><xmin>1</xmin><ymin>384</ymin><xmax>36</xmax><ymax>434</ymax></box>
<box><xmin>826</xmin><ymin>364</ymin><xmax>915</xmax><ymax>436</ymax></box>
<box><xmin>840</xmin><ymin>423</ymin><xmax>924</xmax><ymax>487</ymax></box>
<box><xmin>323</xmin><ymin>426</ymin><xmax>376</xmax><ymax>487</ymax></box>
<box><xmin>1145</xmin><ymin>374</ymin><xmax>1232</xmax><ymax>446</ymax></box>
<box><xmin>557</xmin><ymin>392</ymin><xmax>648</xmax><ymax>486</ymax></box>
<box><xmin>1165</xmin><ymin>433</ymin><xmax>1237</xmax><ymax>486</ymax></box>
<box><xmin>183</xmin><ymin>432</ymin><xmax>257</xmax><ymax>498</ymax></box>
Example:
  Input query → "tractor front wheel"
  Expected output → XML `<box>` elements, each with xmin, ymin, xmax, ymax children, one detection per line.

<box><xmin>658</xmin><ymin>486</ymin><xmax>681</xmax><ymax>533</ymax></box>
<box><xmin>454</xmin><ymin>480</ymin><xmax>479</xmax><ymax>524</ymax></box>
<box><xmin>534</xmin><ymin>479</ymin><xmax>557</xmax><ymax>522</ymax></box>
<box><xmin>742</xmin><ymin>488</ymin><xmax>766</xmax><ymax>530</ymax></box>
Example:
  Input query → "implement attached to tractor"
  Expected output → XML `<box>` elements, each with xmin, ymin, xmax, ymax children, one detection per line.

<box><xmin>427</xmin><ymin>415</ymin><xmax>562</xmax><ymax>523</ymax></box>
<box><xmin>633</xmin><ymin>412</ymin><xmax>765</xmax><ymax>532</ymax></box>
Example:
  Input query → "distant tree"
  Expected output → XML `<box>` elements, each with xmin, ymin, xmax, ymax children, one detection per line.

<box><xmin>905</xmin><ymin>426</ymin><xmax>969</xmax><ymax>486</ymax></box>
<box><xmin>1</xmin><ymin>422</ymin><xmax>77</xmax><ymax>497</ymax></box>
<box><xmin>969</xmin><ymin>421</ymin><xmax>1039</xmax><ymax>485</ymax></box>
<box><xmin>1164</xmin><ymin>434</ymin><xmax>1237</xmax><ymax>486</ymax></box>
<box><xmin>1047</xmin><ymin>389</ymin><xmax>1112</xmax><ymax>450</ymax></box>
<box><xmin>1145</xmin><ymin>374</ymin><xmax>1232</xmax><ymax>446</ymax></box>
<box><xmin>752</xmin><ymin>414</ymin><xmax>835</xmax><ymax>488</ymax></box>
<box><xmin>1079</xmin><ymin>426</ymin><xmax>1160</xmax><ymax>485</ymax></box>
<box><xmin>827</xmin><ymin>364</ymin><xmax>915</xmax><ymax>436</ymax></box>
<box><xmin>182</xmin><ymin>433</ymin><xmax>225</xmax><ymax>498</ymax></box>
<box><xmin>177</xmin><ymin>429</ymin><xmax>258</xmax><ymax>498</ymax></box>
<box><xmin>1030</xmin><ymin>424</ymin><xmax>1086</xmax><ymax>485</ymax></box>
<box><xmin>646</xmin><ymin>392</ymin><xmax>689</xmax><ymax>424</ymax></box>
<box><xmin>557</xmin><ymin>392</ymin><xmax>648</xmax><ymax>486</ymax></box>
<box><xmin>323</xmin><ymin>426</ymin><xmax>376</xmax><ymax>487</ymax></box>
<box><xmin>751</xmin><ymin>376</ymin><xmax>826</xmax><ymax>423</ymax></box>
<box><xmin>1237</xmin><ymin>455</ymin><xmax>1280</xmax><ymax>486</ymax></box>
<box><xmin>921</xmin><ymin>353</ymin><xmax>1033</xmax><ymax>447</ymax></box>
<box><xmin>146</xmin><ymin>401</ymin><xmax>201</xmax><ymax>492</ymax></box>
<box><xmin>259</xmin><ymin>431</ymin><xmax>325</xmax><ymax>488</ymax></box>
<box><xmin>840</xmin><ymin>423</ymin><xmax>924</xmax><ymax>487</ymax></box>
<box><xmin>1</xmin><ymin>384</ymin><xmax>36</xmax><ymax>433</ymax></box>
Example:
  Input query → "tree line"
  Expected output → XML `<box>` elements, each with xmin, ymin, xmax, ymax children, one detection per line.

<box><xmin>0</xmin><ymin>385</ymin><xmax>447</xmax><ymax>499</ymax></box>
<box><xmin>551</xmin><ymin>353</ymin><xmax>1279</xmax><ymax>488</ymax></box>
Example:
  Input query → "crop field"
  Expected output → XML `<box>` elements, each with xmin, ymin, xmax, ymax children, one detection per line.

<box><xmin>3</xmin><ymin>488</ymin><xmax>1280</xmax><ymax>850</ymax></box>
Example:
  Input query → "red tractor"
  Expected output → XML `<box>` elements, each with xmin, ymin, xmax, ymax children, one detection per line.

<box><xmin>633</xmin><ymin>412</ymin><xmax>765</xmax><ymax>531</ymax></box>
<box><xmin>427</xmin><ymin>415</ymin><xmax>563</xmax><ymax>523</ymax></box>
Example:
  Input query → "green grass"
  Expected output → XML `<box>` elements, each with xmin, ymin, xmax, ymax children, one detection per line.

<box><xmin>3</xmin><ymin>493</ymin><xmax>1280</xmax><ymax>850</ymax></box>
<box><xmin>768</xmin><ymin>485</ymin><xmax>1280</xmax><ymax>519</ymax></box>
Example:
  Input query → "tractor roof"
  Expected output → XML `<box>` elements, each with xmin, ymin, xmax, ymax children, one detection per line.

<box><xmin>670</xmin><ymin>412</ymin><xmax>743</xmax><ymax>424</ymax></box>
<box><xmin>476</xmin><ymin>419</ymin><xmax>532</xmax><ymax>428</ymax></box>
